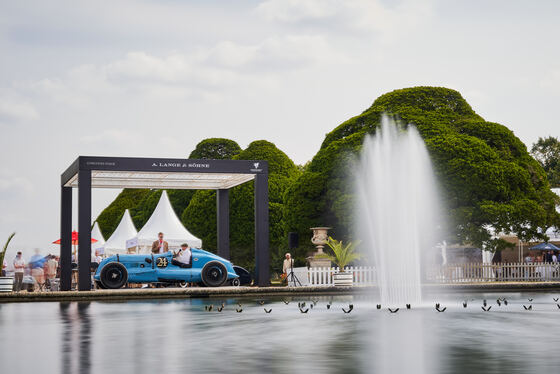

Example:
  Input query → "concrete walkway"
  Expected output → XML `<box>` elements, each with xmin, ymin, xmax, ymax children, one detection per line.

<box><xmin>1</xmin><ymin>282</ymin><xmax>559</xmax><ymax>303</ymax></box>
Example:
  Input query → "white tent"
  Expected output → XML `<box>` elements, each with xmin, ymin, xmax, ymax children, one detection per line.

<box><xmin>91</xmin><ymin>222</ymin><xmax>106</xmax><ymax>252</ymax></box>
<box><xmin>103</xmin><ymin>209</ymin><xmax>138</xmax><ymax>255</ymax></box>
<box><xmin>126</xmin><ymin>190</ymin><xmax>202</xmax><ymax>253</ymax></box>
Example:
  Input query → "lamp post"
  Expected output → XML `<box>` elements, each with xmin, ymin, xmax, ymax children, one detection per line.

<box><xmin>308</xmin><ymin>227</ymin><xmax>332</xmax><ymax>268</ymax></box>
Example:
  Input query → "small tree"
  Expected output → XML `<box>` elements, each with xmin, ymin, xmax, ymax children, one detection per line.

<box><xmin>0</xmin><ymin>232</ymin><xmax>16</xmax><ymax>275</ymax></box>
<box><xmin>531</xmin><ymin>136</ymin><xmax>560</xmax><ymax>187</ymax></box>
<box><xmin>317</xmin><ymin>236</ymin><xmax>362</xmax><ymax>271</ymax></box>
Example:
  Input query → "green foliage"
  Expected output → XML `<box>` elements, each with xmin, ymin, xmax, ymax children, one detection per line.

<box><xmin>183</xmin><ymin>140</ymin><xmax>301</xmax><ymax>271</ymax></box>
<box><xmin>532</xmin><ymin>136</ymin><xmax>560</xmax><ymax>187</ymax></box>
<box><xmin>189</xmin><ymin>138</ymin><xmax>242</xmax><ymax>160</ymax></box>
<box><xmin>0</xmin><ymin>232</ymin><xmax>16</xmax><ymax>273</ymax></box>
<box><xmin>96</xmin><ymin>189</ymin><xmax>150</xmax><ymax>238</ymax></box>
<box><xmin>316</xmin><ymin>236</ymin><xmax>361</xmax><ymax>270</ymax></box>
<box><xmin>284</xmin><ymin>86</ymin><xmax>560</xmax><ymax>251</ymax></box>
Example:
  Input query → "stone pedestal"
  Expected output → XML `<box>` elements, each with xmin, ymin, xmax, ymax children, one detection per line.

<box><xmin>309</xmin><ymin>227</ymin><xmax>332</xmax><ymax>268</ymax></box>
<box><xmin>308</xmin><ymin>257</ymin><xmax>332</xmax><ymax>268</ymax></box>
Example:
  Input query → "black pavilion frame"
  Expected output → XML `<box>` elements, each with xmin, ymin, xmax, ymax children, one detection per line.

<box><xmin>60</xmin><ymin>156</ymin><xmax>270</xmax><ymax>291</ymax></box>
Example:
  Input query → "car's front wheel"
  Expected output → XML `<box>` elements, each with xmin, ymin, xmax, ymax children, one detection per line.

<box><xmin>201</xmin><ymin>261</ymin><xmax>228</xmax><ymax>287</ymax></box>
<box><xmin>99</xmin><ymin>262</ymin><xmax>128</xmax><ymax>289</ymax></box>
<box><xmin>231</xmin><ymin>278</ymin><xmax>240</xmax><ymax>287</ymax></box>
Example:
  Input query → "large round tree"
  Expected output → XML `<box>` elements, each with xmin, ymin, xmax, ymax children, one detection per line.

<box><xmin>284</xmin><ymin>86</ymin><xmax>560</xmax><ymax>253</ymax></box>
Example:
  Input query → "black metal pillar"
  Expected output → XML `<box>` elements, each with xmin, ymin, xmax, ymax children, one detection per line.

<box><xmin>217</xmin><ymin>189</ymin><xmax>230</xmax><ymax>260</ymax></box>
<box><xmin>254</xmin><ymin>173</ymin><xmax>270</xmax><ymax>286</ymax></box>
<box><xmin>78</xmin><ymin>169</ymin><xmax>92</xmax><ymax>291</ymax></box>
<box><xmin>60</xmin><ymin>186</ymin><xmax>72</xmax><ymax>291</ymax></box>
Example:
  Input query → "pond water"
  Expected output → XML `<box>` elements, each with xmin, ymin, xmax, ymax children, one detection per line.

<box><xmin>1</xmin><ymin>292</ymin><xmax>560</xmax><ymax>374</ymax></box>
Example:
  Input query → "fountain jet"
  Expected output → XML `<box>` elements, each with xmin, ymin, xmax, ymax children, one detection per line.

<box><xmin>356</xmin><ymin>115</ymin><xmax>443</xmax><ymax>306</ymax></box>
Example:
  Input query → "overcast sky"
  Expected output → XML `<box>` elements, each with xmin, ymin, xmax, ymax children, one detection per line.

<box><xmin>1</xmin><ymin>0</ymin><xmax>559</xmax><ymax>257</ymax></box>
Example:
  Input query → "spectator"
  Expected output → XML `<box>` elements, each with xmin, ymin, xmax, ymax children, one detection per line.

<box><xmin>13</xmin><ymin>251</ymin><xmax>25</xmax><ymax>292</ymax></box>
<box><xmin>2</xmin><ymin>258</ymin><xmax>6</xmax><ymax>276</ymax></box>
<box><xmin>282</xmin><ymin>253</ymin><xmax>294</xmax><ymax>283</ymax></box>
<box><xmin>553</xmin><ymin>252</ymin><xmax>559</xmax><ymax>263</ymax></box>
<box><xmin>44</xmin><ymin>255</ymin><xmax>58</xmax><ymax>282</ymax></box>
<box><xmin>55</xmin><ymin>256</ymin><xmax>61</xmax><ymax>278</ymax></box>
<box><xmin>524</xmin><ymin>253</ymin><xmax>532</xmax><ymax>263</ymax></box>
<box><xmin>545</xmin><ymin>250</ymin><xmax>553</xmax><ymax>263</ymax></box>
<box><xmin>92</xmin><ymin>250</ymin><xmax>103</xmax><ymax>264</ymax></box>
<box><xmin>152</xmin><ymin>232</ymin><xmax>169</xmax><ymax>254</ymax></box>
<box><xmin>29</xmin><ymin>249</ymin><xmax>45</xmax><ymax>290</ymax></box>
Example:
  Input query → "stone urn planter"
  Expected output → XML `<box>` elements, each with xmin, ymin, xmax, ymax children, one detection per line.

<box><xmin>0</xmin><ymin>276</ymin><xmax>14</xmax><ymax>292</ymax></box>
<box><xmin>308</xmin><ymin>227</ymin><xmax>333</xmax><ymax>268</ymax></box>
<box><xmin>333</xmin><ymin>271</ymin><xmax>353</xmax><ymax>287</ymax></box>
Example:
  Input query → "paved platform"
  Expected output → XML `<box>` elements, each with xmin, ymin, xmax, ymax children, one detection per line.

<box><xmin>0</xmin><ymin>286</ymin><xmax>356</xmax><ymax>303</ymax></box>
<box><xmin>1</xmin><ymin>282</ymin><xmax>559</xmax><ymax>303</ymax></box>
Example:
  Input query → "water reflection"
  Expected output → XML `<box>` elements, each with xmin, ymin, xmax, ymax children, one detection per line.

<box><xmin>59</xmin><ymin>302</ymin><xmax>91</xmax><ymax>374</ymax></box>
<box><xmin>1</xmin><ymin>293</ymin><xmax>560</xmax><ymax>373</ymax></box>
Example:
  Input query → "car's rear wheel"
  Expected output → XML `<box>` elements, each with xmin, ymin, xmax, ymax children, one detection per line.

<box><xmin>100</xmin><ymin>262</ymin><xmax>128</xmax><ymax>289</ymax></box>
<box><xmin>201</xmin><ymin>261</ymin><xmax>228</xmax><ymax>287</ymax></box>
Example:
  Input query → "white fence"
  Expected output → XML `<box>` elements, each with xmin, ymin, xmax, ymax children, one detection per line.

<box><xmin>291</xmin><ymin>263</ymin><xmax>560</xmax><ymax>286</ymax></box>
<box><xmin>291</xmin><ymin>266</ymin><xmax>376</xmax><ymax>287</ymax></box>
<box><xmin>427</xmin><ymin>262</ymin><xmax>560</xmax><ymax>283</ymax></box>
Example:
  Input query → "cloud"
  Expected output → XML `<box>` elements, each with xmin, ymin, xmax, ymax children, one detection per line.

<box><xmin>256</xmin><ymin>0</ymin><xmax>434</xmax><ymax>43</ymax></box>
<box><xmin>0</xmin><ymin>97</ymin><xmax>39</xmax><ymax>124</ymax></box>
<box><xmin>106</xmin><ymin>35</ymin><xmax>338</xmax><ymax>81</ymax></box>
<box><xmin>539</xmin><ymin>69</ymin><xmax>560</xmax><ymax>90</ymax></box>
<box><xmin>256</xmin><ymin>0</ymin><xmax>338</xmax><ymax>23</ymax></box>
<box><xmin>0</xmin><ymin>173</ymin><xmax>33</xmax><ymax>200</ymax></box>
<box><xmin>13</xmin><ymin>34</ymin><xmax>342</xmax><ymax>110</ymax></box>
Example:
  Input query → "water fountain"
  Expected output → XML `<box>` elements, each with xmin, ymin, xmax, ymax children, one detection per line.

<box><xmin>356</xmin><ymin>115</ymin><xmax>443</xmax><ymax>306</ymax></box>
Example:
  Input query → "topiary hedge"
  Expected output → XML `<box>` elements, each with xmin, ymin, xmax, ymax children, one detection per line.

<box><xmin>284</xmin><ymin>86</ymin><xmax>560</xmax><ymax>252</ymax></box>
<box><xmin>182</xmin><ymin>140</ymin><xmax>301</xmax><ymax>271</ymax></box>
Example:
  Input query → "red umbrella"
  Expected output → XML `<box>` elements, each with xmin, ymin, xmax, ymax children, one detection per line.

<box><xmin>53</xmin><ymin>231</ymin><xmax>98</xmax><ymax>245</ymax></box>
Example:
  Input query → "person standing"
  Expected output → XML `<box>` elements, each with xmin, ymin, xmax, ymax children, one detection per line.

<box><xmin>13</xmin><ymin>251</ymin><xmax>25</xmax><ymax>292</ymax></box>
<box><xmin>282</xmin><ymin>253</ymin><xmax>294</xmax><ymax>279</ymax></box>
<box><xmin>2</xmin><ymin>258</ymin><xmax>6</xmax><ymax>276</ymax></box>
<box><xmin>92</xmin><ymin>250</ymin><xmax>103</xmax><ymax>264</ymax></box>
<box><xmin>29</xmin><ymin>249</ymin><xmax>45</xmax><ymax>290</ymax></box>
<box><xmin>151</xmin><ymin>232</ymin><xmax>169</xmax><ymax>254</ymax></box>
<box><xmin>44</xmin><ymin>255</ymin><xmax>58</xmax><ymax>282</ymax></box>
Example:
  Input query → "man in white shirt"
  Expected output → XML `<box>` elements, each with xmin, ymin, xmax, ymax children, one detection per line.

<box><xmin>282</xmin><ymin>253</ymin><xmax>294</xmax><ymax>274</ymax></box>
<box><xmin>175</xmin><ymin>243</ymin><xmax>192</xmax><ymax>266</ymax></box>
<box><xmin>13</xmin><ymin>251</ymin><xmax>26</xmax><ymax>292</ymax></box>
<box><xmin>92</xmin><ymin>250</ymin><xmax>103</xmax><ymax>264</ymax></box>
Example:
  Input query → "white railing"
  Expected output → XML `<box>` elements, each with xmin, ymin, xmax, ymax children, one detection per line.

<box><xmin>291</xmin><ymin>263</ymin><xmax>560</xmax><ymax>287</ymax></box>
<box><xmin>427</xmin><ymin>262</ymin><xmax>560</xmax><ymax>283</ymax></box>
<box><xmin>292</xmin><ymin>266</ymin><xmax>376</xmax><ymax>287</ymax></box>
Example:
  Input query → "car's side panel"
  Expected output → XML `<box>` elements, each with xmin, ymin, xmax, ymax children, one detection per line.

<box><xmin>94</xmin><ymin>248</ymin><xmax>239</xmax><ymax>286</ymax></box>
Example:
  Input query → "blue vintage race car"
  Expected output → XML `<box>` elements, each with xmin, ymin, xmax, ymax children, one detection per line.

<box><xmin>94</xmin><ymin>248</ymin><xmax>241</xmax><ymax>289</ymax></box>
